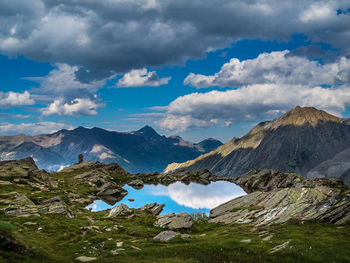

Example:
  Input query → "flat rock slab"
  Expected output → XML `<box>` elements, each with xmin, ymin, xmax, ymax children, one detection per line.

<box><xmin>269</xmin><ymin>240</ymin><xmax>291</xmax><ymax>254</ymax></box>
<box><xmin>209</xmin><ymin>170</ymin><xmax>350</xmax><ymax>226</ymax></box>
<box><xmin>156</xmin><ymin>212</ymin><xmax>193</xmax><ymax>230</ymax></box>
<box><xmin>153</xmin><ymin>231</ymin><xmax>179</xmax><ymax>241</ymax></box>
<box><xmin>75</xmin><ymin>256</ymin><xmax>97</xmax><ymax>262</ymax></box>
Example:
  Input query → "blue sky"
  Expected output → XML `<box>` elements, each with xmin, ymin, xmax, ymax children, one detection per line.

<box><xmin>1</xmin><ymin>1</ymin><xmax>350</xmax><ymax>142</ymax></box>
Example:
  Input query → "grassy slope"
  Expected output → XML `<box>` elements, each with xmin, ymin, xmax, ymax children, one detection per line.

<box><xmin>0</xmin><ymin>168</ymin><xmax>350</xmax><ymax>262</ymax></box>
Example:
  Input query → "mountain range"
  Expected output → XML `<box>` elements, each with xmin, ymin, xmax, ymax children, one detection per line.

<box><xmin>164</xmin><ymin>106</ymin><xmax>350</xmax><ymax>185</ymax></box>
<box><xmin>0</xmin><ymin>125</ymin><xmax>222</xmax><ymax>173</ymax></box>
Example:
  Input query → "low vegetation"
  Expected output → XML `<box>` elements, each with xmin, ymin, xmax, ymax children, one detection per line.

<box><xmin>0</xmin><ymin>158</ymin><xmax>349</xmax><ymax>262</ymax></box>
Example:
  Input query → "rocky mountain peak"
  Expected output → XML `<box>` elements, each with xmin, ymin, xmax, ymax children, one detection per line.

<box><xmin>272</xmin><ymin>106</ymin><xmax>342</xmax><ymax>128</ymax></box>
<box><xmin>135</xmin><ymin>125</ymin><xmax>160</xmax><ymax>138</ymax></box>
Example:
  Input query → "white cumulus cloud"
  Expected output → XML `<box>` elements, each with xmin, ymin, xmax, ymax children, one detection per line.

<box><xmin>117</xmin><ymin>68</ymin><xmax>171</xmax><ymax>87</ymax></box>
<box><xmin>157</xmin><ymin>84</ymin><xmax>350</xmax><ymax>131</ymax></box>
<box><xmin>42</xmin><ymin>98</ymin><xmax>103</xmax><ymax>116</ymax></box>
<box><xmin>167</xmin><ymin>181</ymin><xmax>246</xmax><ymax>209</ymax></box>
<box><xmin>0</xmin><ymin>91</ymin><xmax>35</xmax><ymax>108</ymax></box>
<box><xmin>184</xmin><ymin>51</ymin><xmax>350</xmax><ymax>88</ymax></box>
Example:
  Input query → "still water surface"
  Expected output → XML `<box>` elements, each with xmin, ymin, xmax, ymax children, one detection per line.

<box><xmin>87</xmin><ymin>181</ymin><xmax>246</xmax><ymax>215</ymax></box>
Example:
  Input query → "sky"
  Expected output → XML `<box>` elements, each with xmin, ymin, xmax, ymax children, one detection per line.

<box><xmin>1</xmin><ymin>0</ymin><xmax>350</xmax><ymax>143</ymax></box>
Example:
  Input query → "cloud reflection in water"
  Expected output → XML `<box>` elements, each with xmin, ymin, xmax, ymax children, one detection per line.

<box><xmin>87</xmin><ymin>181</ymin><xmax>246</xmax><ymax>214</ymax></box>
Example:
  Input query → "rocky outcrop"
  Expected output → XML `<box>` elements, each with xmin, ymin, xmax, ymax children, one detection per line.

<box><xmin>61</xmin><ymin>161</ymin><xmax>105</xmax><ymax>173</ymax></box>
<box><xmin>139</xmin><ymin>203</ymin><xmax>165</xmax><ymax>215</ymax></box>
<box><xmin>155</xmin><ymin>212</ymin><xmax>193</xmax><ymax>230</ymax></box>
<box><xmin>154</xmin><ymin>170</ymin><xmax>221</xmax><ymax>186</ymax></box>
<box><xmin>0</xmin><ymin>157</ymin><xmax>38</xmax><ymax>178</ymax></box>
<box><xmin>128</xmin><ymin>179</ymin><xmax>144</xmax><ymax>189</ymax></box>
<box><xmin>38</xmin><ymin>196</ymin><xmax>73</xmax><ymax>217</ymax></box>
<box><xmin>96</xmin><ymin>182</ymin><xmax>128</xmax><ymax>205</ymax></box>
<box><xmin>107</xmin><ymin>204</ymin><xmax>132</xmax><ymax>217</ymax></box>
<box><xmin>209</xmin><ymin>170</ymin><xmax>350</xmax><ymax>226</ymax></box>
<box><xmin>1</xmin><ymin>193</ymin><xmax>72</xmax><ymax>217</ymax></box>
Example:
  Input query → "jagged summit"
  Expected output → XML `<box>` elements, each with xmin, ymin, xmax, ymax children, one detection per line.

<box><xmin>135</xmin><ymin>125</ymin><xmax>160</xmax><ymax>137</ymax></box>
<box><xmin>271</xmin><ymin>106</ymin><xmax>342</xmax><ymax>128</ymax></box>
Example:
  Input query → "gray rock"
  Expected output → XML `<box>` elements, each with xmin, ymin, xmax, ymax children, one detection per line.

<box><xmin>209</xmin><ymin>170</ymin><xmax>350</xmax><ymax>226</ymax></box>
<box><xmin>96</xmin><ymin>182</ymin><xmax>128</xmax><ymax>205</ymax></box>
<box><xmin>269</xmin><ymin>240</ymin><xmax>291</xmax><ymax>254</ymax></box>
<box><xmin>153</xmin><ymin>231</ymin><xmax>179</xmax><ymax>241</ymax></box>
<box><xmin>128</xmin><ymin>179</ymin><xmax>144</xmax><ymax>189</ymax></box>
<box><xmin>156</xmin><ymin>212</ymin><xmax>193</xmax><ymax>230</ymax></box>
<box><xmin>75</xmin><ymin>256</ymin><xmax>97</xmax><ymax>262</ymax></box>
<box><xmin>139</xmin><ymin>202</ymin><xmax>165</xmax><ymax>215</ymax></box>
<box><xmin>97</xmin><ymin>182</ymin><xmax>127</xmax><ymax>197</ymax></box>
<box><xmin>107</xmin><ymin>204</ymin><xmax>132</xmax><ymax>217</ymax></box>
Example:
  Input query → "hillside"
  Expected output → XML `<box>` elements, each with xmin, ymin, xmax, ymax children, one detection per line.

<box><xmin>164</xmin><ymin>106</ymin><xmax>350</xmax><ymax>183</ymax></box>
<box><xmin>0</xmin><ymin>158</ymin><xmax>349</xmax><ymax>262</ymax></box>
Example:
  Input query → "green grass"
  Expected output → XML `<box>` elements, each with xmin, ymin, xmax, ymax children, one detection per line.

<box><xmin>1</xmin><ymin>209</ymin><xmax>349</xmax><ymax>263</ymax></box>
<box><xmin>1</xmin><ymin>167</ymin><xmax>349</xmax><ymax>262</ymax></box>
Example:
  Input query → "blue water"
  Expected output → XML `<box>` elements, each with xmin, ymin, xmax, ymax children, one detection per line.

<box><xmin>86</xmin><ymin>181</ymin><xmax>246</xmax><ymax>215</ymax></box>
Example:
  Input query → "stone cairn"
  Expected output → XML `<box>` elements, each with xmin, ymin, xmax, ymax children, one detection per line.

<box><xmin>78</xmin><ymin>154</ymin><xmax>84</xmax><ymax>164</ymax></box>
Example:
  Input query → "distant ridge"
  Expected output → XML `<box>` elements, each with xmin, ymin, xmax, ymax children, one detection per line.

<box><xmin>0</xmin><ymin>126</ymin><xmax>222</xmax><ymax>173</ymax></box>
<box><xmin>164</xmin><ymin>106</ymin><xmax>350</xmax><ymax>184</ymax></box>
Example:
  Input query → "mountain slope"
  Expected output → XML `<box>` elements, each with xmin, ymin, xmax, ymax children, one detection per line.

<box><xmin>0</xmin><ymin>126</ymin><xmax>222</xmax><ymax>173</ymax></box>
<box><xmin>164</xmin><ymin>106</ymin><xmax>350</xmax><ymax>182</ymax></box>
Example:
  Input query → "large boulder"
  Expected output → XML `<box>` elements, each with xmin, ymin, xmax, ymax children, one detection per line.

<box><xmin>107</xmin><ymin>204</ymin><xmax>132</xmax><ymax>217</ymax></box>
<box><xmin>38</xmin><ymin>196</ymin><xmax>73</xmax><ymax>217</ymax></box>
<box><xmin>209</xmin><ymin>170</ymin><xmax>350</xmax><ymax>226</ymax></box>
<box><xmin>1</xmin><ymin>193</ymin><xmax>39</xmax><ymax>217</ymax></box>
<box><xmin>97</xmin><ymin>182</ymin><xmax>127</xmax><ymax>197</ymax></box>
<box><xmin>1</xmin><ymin>193</ymin><xmax>72</xmax><ymax>217</ymax></box>
<box><xmin>96</xmin><ymin>182</ymin><xmax>128</xmax><ymax>205</ymax></box>
<box><xmin>139</xmin><ymin>202</ymin><xmax>165</xmax><ymax>215</ymax></box>
<box><xmin>0</xmin><ymin>157</ymin><xmax>38</xmax><ymax>178</ymax></box>
<box><xmin>155</xmin><ymin>212</ymin><xmax>193</xmax><ymax>230</ymax></box>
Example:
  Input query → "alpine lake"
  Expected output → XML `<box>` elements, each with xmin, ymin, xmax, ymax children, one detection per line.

<box><xmin>87</xmin><ymin>181</ymin><xmax>246</xmax><ymax>215</ymax></box>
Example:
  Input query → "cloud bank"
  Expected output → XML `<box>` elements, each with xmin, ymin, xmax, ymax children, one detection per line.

<box><xmin>1</xmin><ymin>0</ymin><xmax>350</xmax><ymax>80</ymax></box>
<box><xmin>157</xmin><ymin>51</ymin><xmax>350</xmax><ymax>131</ymax></box>
<box><xmin>184</xmin><ymin>51</ymin><xmax>350</xmax><ymax>88</ymax></box>
<box><xmin>0</xmin><ymin>121</ymin><xmax>73</xmax><ymax>136</ymax></box>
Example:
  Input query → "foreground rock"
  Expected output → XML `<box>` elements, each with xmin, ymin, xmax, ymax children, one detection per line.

<box><xmin>156</xmin><ymin>212</ymin><xmax>193</xmax><ymax>230</ymax></box>
<box><xmin>139</xmin><ymin>203</ymin><xmax>165</xmax><ymax>215</ymax></box>
<box><xmin>209</xmin><ymin>169</ymin><xmax>350</xmax><ymax>226</ymax></box>
<box><xmin>1</xmin><ymin>193</ymin><xmax>72</xmax><ymax>217</ymax></box>
<box><xmin>107</xmin><ymin>204</ymin><xmax>132</xmax><ymax>217</ymax></box>
<box><xmin>75</xmin><ymin>256</ymin><xmax>97</xmax><ymax>262</ymax></box>
<box><xmin>96</xmin><ymin>182</ymin><xmax>128</xmax><ymax>205</ymax></box>
<box><xmin>128</xmin><ymin>179</ymin><xmax>144</xmax><ymax>189</ymax></box>
<box><xmin>153</xmin><ymin>231</ymin><xmax>179</xmax><ymax>241</ymax></box>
